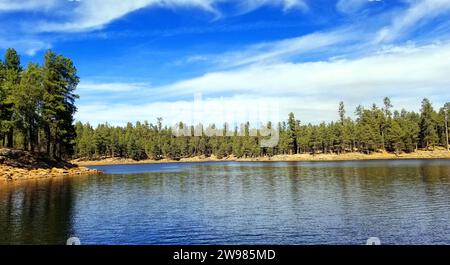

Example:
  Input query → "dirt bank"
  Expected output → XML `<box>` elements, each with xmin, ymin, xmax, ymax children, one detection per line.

<box><xmin>1</xmin><ymin>148</ymin><xmax>101</xmax><ymax>182</ymax></box>
<box><xmin>72</xmin><ymin>149</ymin><xmax>450</xmax><ymax>166</ymax></box>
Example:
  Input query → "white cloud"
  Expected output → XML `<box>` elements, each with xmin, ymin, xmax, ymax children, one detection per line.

<box><xmin>77</xmin><ymin>42</ymin><xmax>450</xmax><ymax>125</ymax></box>
<box><xmin>13</xmin><ymin>0</ymin><xmax>306</xmax><ymax>33</ymax></box>
<box><xmin>211</xmin><ymin>27</ymin><xmax>362</xmax><ymax>68</ymax></box>
<box><xmin>37</xmin><ymin>0</ymin><xmax>216</xmax><ymax>32</ymax></box>
<box><xmin>78</xmin><ymin>82</ymin><xmax>152</xmax><ymax>92</ymax></box>
<box><xmin>236</xmin><ymin>0</ymin><xmax>308</xmax><ymax>14</ymax></box>
<box><xmin>0</xmin><ymin>37</ymin><xmax>50</xmax><ymax>55</ymax></box>
<box><xmin>0</xmin><ymin>0</ymin><xmax>58</xmax><ymax>11</ymax></box>
<box><xmin>336</xmin><ymin>0</ymin><xmax>370</xmax><ymax>13</ymax></box>
<box><xmin>160</xmin><ymin>42</ymin><xmax>450</xmax><ymax>97</ymax></box>
<box><xmin>76</xmin><ymin>95</ymin><xmax>284</xmax><ymax>126</ymax></box>
<box><xmin>376</xmin><ymin>0</ymin><xmax>450</xmax><ymax>43</ymax></box>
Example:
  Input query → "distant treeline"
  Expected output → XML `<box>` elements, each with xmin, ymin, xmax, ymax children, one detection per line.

<box><xmin>0</xmin><ymin>48</ymin><xmax>79</xmax><ymax>159</ymax></box>
<box><xmin>74</xmin><ymin>98</ymin><xmax>450</xmax><ymax>160</ymax></box>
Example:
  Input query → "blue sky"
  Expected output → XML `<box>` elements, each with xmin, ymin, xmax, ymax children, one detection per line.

<box><xmin>1</xmin><ymin>0</ymin><xmax>450</xmax><ymax>126</ymax></box>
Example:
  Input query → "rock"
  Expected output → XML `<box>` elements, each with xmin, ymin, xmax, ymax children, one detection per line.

<box><xmin>1</xmin><ymin>148</ymin><xmax>103</xmax><ymax>182</ymax></box>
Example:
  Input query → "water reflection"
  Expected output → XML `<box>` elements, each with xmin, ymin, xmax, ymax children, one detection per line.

<box><xmin>1</xmin><ymin>159</ymin><xmax>450</xmax><ymax>245</ymax></box>
<box><xmin>0</xmin><ymin>178</ymin><xmax>76</xmax><ymax>244</ymax></box>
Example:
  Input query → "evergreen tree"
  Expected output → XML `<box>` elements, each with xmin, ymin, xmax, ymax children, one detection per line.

<box><xmin>437</xmin><ymin>103</ymin><xmax>450</xmax><ymax>149</ymax></box>
<box><xmin>1</xmin><ymin>48</ymin><xmax>21</xmax><ymax>147</ymax></box>
<box><xmin>41</xmin><ymin>50</ymin><xmax>79</xmax><ymax>158</ymax></box>
<box><xmin>381</xmin><ymin>97</ymin><xmax>393</xmax><ymax>150</ymax></box>
<box><xmin>277</xmin><ymin>122</ymin><xmax>292</xmax><ymax>155</ymax></box>
<box><xmin>287</xmin><ymin>112</ymin><xmax>298</xmax><ymax>154</ymax></box>
<box><xmin>12</xmin><ymin>63</ymin><xmax>43</xmax><ymax>151</ymax></box>
<box><xmin>0</xmin><ymin>59</ymin><xmax>5</xmax><ymax>146</ymax></box>
<box><xmin>443</xmin><ymin>103</ymin><xmax>450</xmax><ymax>151</ymax></box>
<box><xmin>399</xmin><ymin>110</ymin><xmax>420</xmax><ymax>152</ymax></box>
<box><xmin>419</xmin><ymin>98</ymin><xmax>438</xmax><ymax>149</ymax></box>
<box><xmin>0</xmin><ymin>48</ymin><xmax>79</xmax><ymax>159</ymax></box>
<box><xmin>337</xmin><ymin>101</ymin><xmax>350</xmax><ymax>153</ymax></box>
<box><xmin>386</xmin><ymin>119</ymin><xmax>404</xmax><ymax>155</ymax></box>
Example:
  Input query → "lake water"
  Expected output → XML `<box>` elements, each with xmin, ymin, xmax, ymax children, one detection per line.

<box><xmin>1</xmin><ymin>160</ymin><xmax>450</xmax><ymax>245</ymax></box>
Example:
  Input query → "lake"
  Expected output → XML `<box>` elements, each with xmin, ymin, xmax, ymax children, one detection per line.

<box><xmin>1</xmin><ymin>159</ymin><xmax>450</xmax><ymax>245</ymax></box>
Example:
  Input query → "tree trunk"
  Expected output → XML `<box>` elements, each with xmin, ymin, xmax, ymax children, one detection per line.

<box><xmin>29</xmin><ymin>126</ymin><xmax>34</xmax><ymax>153</ymax></box>
<box><xmin>23</xmin><ymin>131</ymin><xmax>28</xmax><ymax>151</ymax></box>
<box><xmin>45</xmin><ymin>125</ymin><xmax>51</xmax><ymax>156</ymax></box>
<box><xmin>52</xmin><ymin>140</ymin><xmax>58</xmax><ymax>159</ymax></box>
<box><xmin>6</xmin><ymin>127</ymin><xmax>13</xmax><ymax>148</ymax></box>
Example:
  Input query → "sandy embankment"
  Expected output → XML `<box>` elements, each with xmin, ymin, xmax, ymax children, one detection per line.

<box><xmin>0</xmin><ymin>148</ymin><xmax>101</xmax><ymax>182</ymax></box>
<box><xmin>0</xmin><ymin>164</ymin><xmax>100</xmax><ymax>182</ymax></box>
<box><xmin>72</xmin><ymin>149</ymin><xmax>450</xmax><ymax>166</ymax></box>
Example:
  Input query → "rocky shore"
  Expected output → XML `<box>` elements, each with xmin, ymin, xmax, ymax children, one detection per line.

<box><xmin>1</xmin><ymin>148</ymin><xmax>101</xmax><ymax>182</ymax></box>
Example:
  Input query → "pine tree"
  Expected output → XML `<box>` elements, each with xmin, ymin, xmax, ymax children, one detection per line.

<box><xmin>277</xmin><ymin>122</ymin><xmax>292</xmax><ymax>155</ymax></box>
<box><xmin>1</xmin><ymin>48</ymin><xmax>22</xmax><ymax>147</ymax></box>
<box><xmin>356</xmin><ymin>107</ymin><xmax>382</xmax><ymax>153</ymax></box>
<box><xmin>297</xmin><ymin>124</ymin><xmax>310</xmax><ymax>153</ymax></box>
<box><xmin>381</xmin><ymin>97</ymin><xmax>393</xmax><ymax>150</ymax></box>
<box><xmin>232</xmin><ymin>125</ymin><xmax>243</xmax><ymax>158</ymax></box>
<box><xmin>437</xmin><ymin>103</ymin><xmax>450</xmax><ymax>149</ymax></box>
<box><xmin>399</xmin><ymin>110</ymin><xmax>420</xmax><ymax>152</ymax></box>
<box><xmin>443</xmin><ymin>103</ymin><xmax>450</xmax><ymax>151</ymax></box>
<box><xmin>386</xmin><ymin>119</ymin><xmax>404</xmax><ymax>155</ymax></box>
<box><xmin>42</xmin><ymin>50</ymin><xmax>79</xmax><ymax>158</ymax></box>
<box><xmin>309</xmin><ymin>125</ymin><xmax>319</xmax><ymax>155</ymax></box>
<box><xmin>12</xmin><ymin>63</ymin><xmax>43</xmax><ymax>151</ymax></box>
<box><xmin>419</xmin><ymin>98</ymin><xmax>438</xmax><ymax>149</ymax></box>
<box><xmin>287</xmin><ymin>112</ymin><xmax>298</xmax><ymax>154</ymax></box>
<box><xmin>0</xmin><ymin>59</ymin><xmax>5</xmax><ymax>146</ymax></box>
<box><xmin>337</xmin><ymin>101</ymin><xmax>350</xmax><ymax>153</ymax></box>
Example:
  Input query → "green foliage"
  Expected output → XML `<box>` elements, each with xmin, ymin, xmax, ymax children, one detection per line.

<box><xmin>287</xmin><ymin>112</ymin><xmax>298</xmax><ymax>154</ymax></box>
<box><xmin>437</xmin><ymin>103</ymin><xmax>450</xmax><ymax>149</ymax></box>
<box><xmin>12</xmin><ymin>63</ymin><xmax>44</xmax><ymax>150</ymax></box>
<box><xmin>386</xmin><ymin>120</ymin><xmax>404</xmax><ymax>155</ymax></box>
<box><xmin>0</xmin><ymin>48</ymin><xmax>21</xmax><ymax>147</ymax></box>
<box><xmin>72</xmin><ymin>98</ymin><xmax>449</xmax><ymax>161</ymax></box>
<box><xmin>419</xmin><ymin>98</ymin><xmax>438</xmax><ymax>149</ymax></box>
<box><xmin>0</xmin><ymin>48</ymin><xmax>79</xmax><ymax>159</ymax></box>
<box><xmin>41</xmin><ymin>50</ymin><xmax>79</xmax><ymax>157</ymax></box>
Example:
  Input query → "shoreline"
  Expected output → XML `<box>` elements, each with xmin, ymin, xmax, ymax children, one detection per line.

<box><xmin>73</xmin><ymin>150</ymin><xmax>450</xmax><ymax>166</ymax></box>
<box><xmin>2</xmin><ymin>150</ymin><xmax>449</xmax><ymax>183</ymax></box>
<box><xmin>0</xmin><ymin>148</ymin><xmax>102</xmax><ymax>183</ymax></box>
<box><xmin>0</xmin><ymin>164</ymin><xmax>102</xmax><ymax>182</ymax></box>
